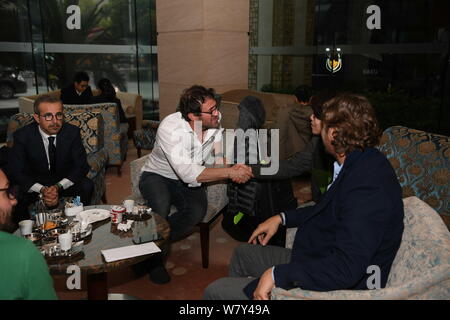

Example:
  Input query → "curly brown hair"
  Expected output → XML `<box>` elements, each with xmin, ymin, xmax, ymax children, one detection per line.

<box><xmin>321</xmin><ymin>93</ymin><xmax>382</xmax><ymax>155</ymax></box>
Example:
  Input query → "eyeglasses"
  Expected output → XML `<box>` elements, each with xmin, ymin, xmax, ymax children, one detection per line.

<box><xmin>38</xmin><ymin>112</ymin><xmax>64</xmax><ymax>121</ymax></box>
<box><xmin>0</xmin><ymin>185</ymin><xmax>17</xmax><ymax>200</ymax></box>
<box><xmin>199</xmin><ymin>105</ymin><xmax>220</xmax><ymax>115</ymax></box>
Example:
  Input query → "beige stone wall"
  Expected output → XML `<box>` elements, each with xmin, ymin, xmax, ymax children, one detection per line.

<box><xmin>156</xmin><ymin>0</ymin><xmax>250</xmax><ymax>119</ymax></box>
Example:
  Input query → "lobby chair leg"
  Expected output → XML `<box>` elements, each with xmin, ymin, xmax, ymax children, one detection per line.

<box><xmin>137</xmin><ymin>148</ymin><xmax>142</xmax><ymax>158</ymax></box>
<box><xmin>101</xmin><ymin>193</ymin><xmax>107</xmax><ymax>204</ymax></box>
<box><xmin>116</xmin><ymin>165</ymin><xmax>122</xmax><ymax>177</ymax></box>
<box><xmin>199</xmin><ymin>222</ymin><xmax>209</xmax><ymax>269</ymax></box>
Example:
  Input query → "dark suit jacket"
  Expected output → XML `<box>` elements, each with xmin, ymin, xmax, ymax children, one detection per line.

<box><xmin>244</xmin><ymin>147</ymin><xmax>404</xmax><ymax>296</ymax></box>
<box><xmin>60</xmin><ymin>84</ymin><xmax>93</xmax><ymax>105</ymax></box>
<box><xmin>8</xmin><ymin>122</ymin><xmax>90</xmax><ymax>192</ymax></box>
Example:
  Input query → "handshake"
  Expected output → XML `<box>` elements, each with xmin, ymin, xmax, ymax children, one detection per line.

<box><xmin>228</xmin><ymin>164</ymin><xmax>253</xmax><ymax>184</ymax></box>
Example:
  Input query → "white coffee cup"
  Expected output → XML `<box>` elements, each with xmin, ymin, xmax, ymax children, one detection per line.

<box><xmin>58</xmin><ymin>233</ymin><xmax>73</xmax><ymax>251</ymax></box>
<box><xmin>19</xmin><ymin>219</ymin><xmax>33</xmax><ymax>236</ymax></box>
<box><xmin>123</xmin><ymin>199</ymin><xmax>135</xmax><ymax>213</ymax></box>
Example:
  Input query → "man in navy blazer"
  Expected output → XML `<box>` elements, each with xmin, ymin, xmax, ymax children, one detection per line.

<box><xmin>8</xmin><ymin>94</ymin><xmax>93</xmax><ymax>219</ymax></box>
<box><xmin>204</xmin><ymin>93</ymin><xmax>404</xmax><ymax>300</ymax></box>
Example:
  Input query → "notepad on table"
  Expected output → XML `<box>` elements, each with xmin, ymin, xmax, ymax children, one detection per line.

<box><xmin>101</xmin><ymin>242</ymin><xmax>161</xmax><ymax>262</ymax></box>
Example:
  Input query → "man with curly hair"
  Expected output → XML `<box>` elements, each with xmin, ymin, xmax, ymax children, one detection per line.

<box><xmin>204</xmin><ymin>93</ymin><xmax>405</xmax><ymax>300</ymax></box>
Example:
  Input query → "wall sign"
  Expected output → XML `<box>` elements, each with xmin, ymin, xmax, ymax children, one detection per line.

<box><xmin>326</xmin><ymin>47</ymin><xmax>342</xmax><ymax>73</ymax></box>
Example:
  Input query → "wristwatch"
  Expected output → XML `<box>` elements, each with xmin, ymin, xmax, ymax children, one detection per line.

<box><xmin>55</xmin><ymin>182</ymin><xmax>63</xmax><ymax>192</ymax></box>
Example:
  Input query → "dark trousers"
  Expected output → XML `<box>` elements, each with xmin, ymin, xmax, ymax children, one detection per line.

<box><xmin>139</xmin><ymin>171</ymin><xmax>207</xmax><ymax>242</ymax></box>
<box><xmin>12</xmin><ymin>177</ymin><xmax>94</xmax><ymax>224</ymax></box>
<box><xmin>203</xmin><ymin>244</ymin><xmax>292</xmax><ymax>300</ymax></box>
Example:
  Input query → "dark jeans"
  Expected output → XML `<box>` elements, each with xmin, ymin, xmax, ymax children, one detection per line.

<box><xmin>139</xmin><ymin>171</ymin><xmax>207</xmax><ymax>242</ymax></box>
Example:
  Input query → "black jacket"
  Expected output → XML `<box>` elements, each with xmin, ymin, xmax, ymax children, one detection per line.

<box><xmin>60</xmin><ymin>84</ymin><xmax>93</xmax><ymax>105</ymax></box>
<box><xmin>252</xmin><ymin>136</ymin><xmax>333</xmax><ymax>202</ymax></box>
<box><xmin>245</xmin><ymin>148</ymin><xmax>404</xmax><ymax>296</ymax></box>
<box><xmin>7</xmin><ymin>122</ymin><xmax>90</xmax><ymax>191</ymax></box>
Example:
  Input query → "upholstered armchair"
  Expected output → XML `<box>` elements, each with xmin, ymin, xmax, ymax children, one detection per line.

<box><xmin>132</xmin><ymin>120</ymin><xmax>160</xmax><ymax>158</ymax></box>
<box><xmin>64</xmin><ymin>102</ymin><xmax>128</xmax><ymax>176</ymax></box>
<box><xmin>18</xmin><ymin>89</ymin><xmax>144</xmax><ymax>131</ymax></box>
<box><xmin>272</xmin><ymin>196</ymin><xmax>450</xmax><ymax>300</ymax></box>
<box><xmin>277</xmin><ymin>126</ymin><xmax>449</xmax><ymax>299</ymax></box>
<box><xmin>128</xmin><ymin>154</ymin><xmax>228</xmax><ymax>268</ymax></box>
<box><xmin>377</xmin><ymin>126</ymin><xmax>449</xmax><ymax>228</ymax></box>
<box><xmin>6</xmin><ymin>112</ymin><xmax>108</xmax><ymax>205</ymax></box>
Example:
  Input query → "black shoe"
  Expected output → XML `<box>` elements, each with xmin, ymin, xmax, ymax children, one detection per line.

<box><xmin>148</xmin><ymin>264</ymin><xmax>171</xmax><ymax>284</ymax></box>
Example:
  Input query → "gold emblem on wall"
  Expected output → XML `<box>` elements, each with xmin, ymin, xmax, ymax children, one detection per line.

<box><xmin>326</xmin><ymin>48</ymin><xmax>342</xmax><ymax>73</ymax></box>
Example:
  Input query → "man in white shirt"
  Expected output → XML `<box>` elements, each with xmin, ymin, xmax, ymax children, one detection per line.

<box><xmin>139</xmin><ymin>85</ymin><xmax>252</xmax><ymax>283</ymax></box>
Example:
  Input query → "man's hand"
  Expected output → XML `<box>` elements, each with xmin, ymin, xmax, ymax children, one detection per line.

<box><xmin>253</xmin><ymin>268</ymin><xmax>275</xmax><ymax>300</ymax></box>
<box><xmin>42</xmin><ymin>186</ymin><xmax>59</xmax><ymax>207</ymax></box>
<box><xmin>248</xmin><ymin>214</ymin><xmax>282</xmax><ymax>246</ymax></box>
<box><xmin>229</xmin><ymin>164</ymin><xmax>253</xmax><ymax>184</ymax></box>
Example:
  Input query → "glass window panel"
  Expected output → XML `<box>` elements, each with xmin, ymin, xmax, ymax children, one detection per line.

<box><xmin>250</xmin><ymin>0</ymin><xmax>449</xmax><ymax>135</ymax></box>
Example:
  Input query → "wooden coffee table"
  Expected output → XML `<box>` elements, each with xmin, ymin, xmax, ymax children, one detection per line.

<box><xmin>34</xmin><ymin>205</ymin><xmax>169</xmax><ymax>300</ymax></box>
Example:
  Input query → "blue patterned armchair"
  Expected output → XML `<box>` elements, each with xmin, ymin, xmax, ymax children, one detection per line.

<box><xmin>278</xmin><ymin>126</ymin><xmax>450</xmax><ymax>299</ymax></box>
<box><xmin>273</xmin><ymin>196</ymin><xmax>450</xmax><ymax>300</ymax></box>
<box><xmin>6</xmin><ymin>112</ymin><xmax>108</xmax><ymax>205</ymax></box>
<box><xmin>378</xmin><ymin>126</ymin><xmax>449</xmax><ymax>227</ymax></box>
<box><xmin>132</xmin><ymin>120</ymin><xmax>159</xmax><ymax>158</ymax></box>
<box><xmin>64</xmin><ymin>102</ymin><xmax>128</xmax><ymax>176</ymax></box>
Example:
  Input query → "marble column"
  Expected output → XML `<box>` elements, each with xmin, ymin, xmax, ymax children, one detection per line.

<box><xmin>156</xmin><ymin>0</ymin><xmax>250</xmax><ymax>119</ymax></box>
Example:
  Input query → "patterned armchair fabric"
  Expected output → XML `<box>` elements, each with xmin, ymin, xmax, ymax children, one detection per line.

<box><xmin>6</xmin><ymin>112</ymin><xmax>108</xmax><ymax>205</ymax></box>
<box><xmin>132</xmin><ymin>120</ymin><xmax>160</xmax><ymax>157</ymax></box>
<box><xmin>377</xmin><ymin>126</ymin><xmax>449</xmax><ymax>227</ymax></box>
<box><xmin>64</xmin><ymin>102</ymin><xmax>128</xmax><ymax>166</ymax></box>
<box><xmin>272</xmin><ymin>196</ymin><xmax>450</xmax><ymax>300</ymax></box>
<box><xmin>128</xmin><ymin>154</ymin><xmax>228</xmax><ymax>223</ymax></box>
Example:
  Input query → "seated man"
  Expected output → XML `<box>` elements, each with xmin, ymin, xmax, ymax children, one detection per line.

<box><xmin>204</xmin><ymin>93</ymin><xmax>404</xmax><ymax>300</ymax></box>
<box><xmin>60</xmin><ymin>71</ymin><xmax>93</xmax><ymax>105</ymax></box>
<box><xmin>7</xmin><ymin>94</ymin><xmax>93</xmax><ymax>218</ymax></box>
<box><xmin>0</xmin><ymin>168</ymin><xmax>57</xmax><ymax>300</ymax></box>
<box><xmin>139</xmin><ymin>85</ymin><xmax>252</xmax><ymax>283</ymax></box>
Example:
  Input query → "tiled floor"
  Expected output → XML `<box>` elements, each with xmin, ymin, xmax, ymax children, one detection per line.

<box><xmin>53</xmin><ymin>140</ymin><xmax>312</xmax><ymax>300</ymax></box>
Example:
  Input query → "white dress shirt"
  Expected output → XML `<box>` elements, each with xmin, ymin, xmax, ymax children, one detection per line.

<box><xmin>141</xmin><ymin>112</ymin><xmax>223</xmax><ymax>187</ymax></box>
<box><xmin>29</xmin><ymin>126</ymin><xmax>74</xmax><ymax>193</ymax></box>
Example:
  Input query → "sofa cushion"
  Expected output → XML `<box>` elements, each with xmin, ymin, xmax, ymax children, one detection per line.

<box><xmin>387</xmin><ymin>196</ymin><xmax>450</xmax><ymax>287</ymax></box>
<box><xmin>7</xmin><ymin>112</ymin><xmax>104</xmax><ymax>155</ymax></box>
<box><xmin>272</xmin><ymin>196</ymin><xmax>450</xmax><ymax>300</ymax></box>
<box><xmin>64</xmin><ymin>112</ymin><xmax>104</xmax><ymax>153</ymax></box>
<box><xmin>6</xmin><ymin>113</ymin><xmax>34</xmax><ymax>146</ymax></box>
<box><xmin>378</xmin><ymin>126</ymin><xmax>449</xmax><ymax>226</ymax></box>
<box><xmin>64</xmin><ymin>103</ymin><xmax>123</xmax><ymax>165</ymax></box>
